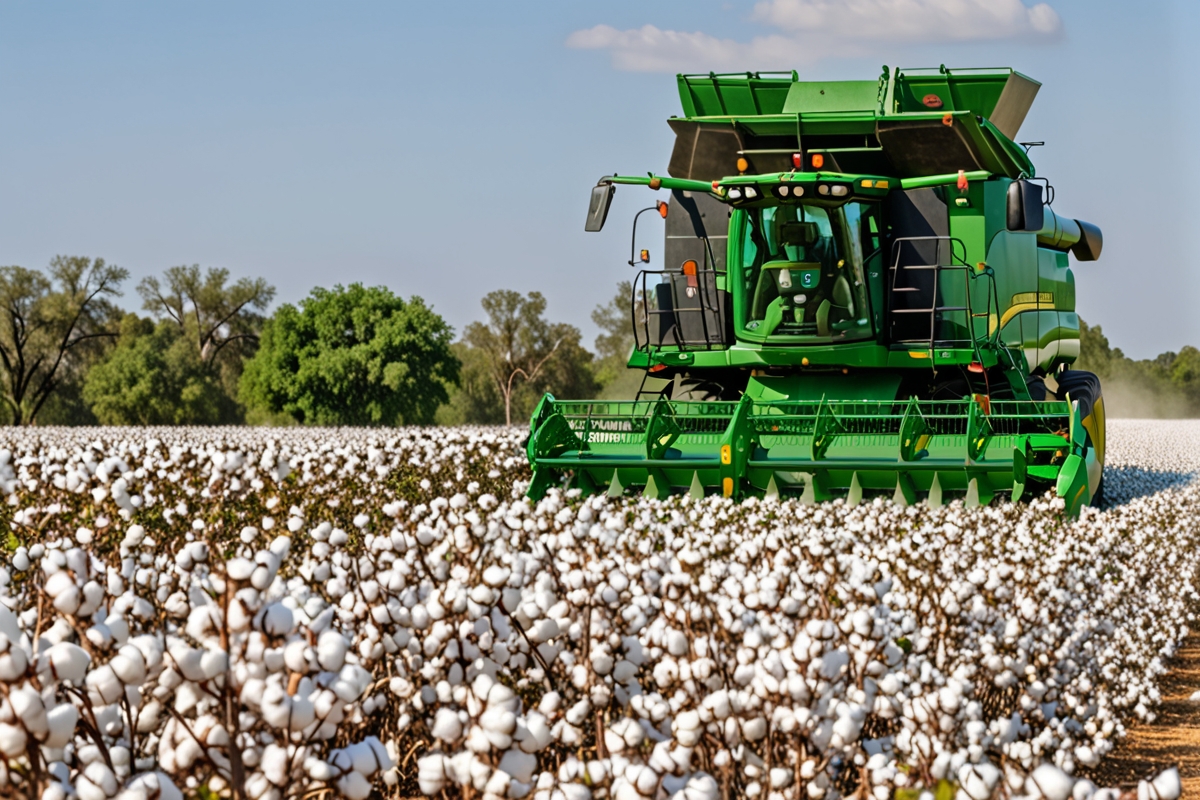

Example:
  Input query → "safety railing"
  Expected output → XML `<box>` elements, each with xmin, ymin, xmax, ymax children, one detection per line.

<box><xmin>887</xmin><ymin>236</ymin><xmax>999</xmax><ymax>357</ymax></box>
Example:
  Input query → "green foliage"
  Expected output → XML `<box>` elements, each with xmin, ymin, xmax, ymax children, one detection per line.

<box><xmin>435</xmin><ymin>343</ymin><xmax>504</xmax><ymax>425</ymax></box>
<box><xmin>592</xmin><ymin>280</ymin><xmax>645</xmax><ymax>399</ymax></box>
<box><xmin>240</xmin><ymin>284</ymin><xmax>458</xmax><ymax>426</ymax></box>
<box><xmin>0</xmin><ymin>256</ymin><xmax>128</xmax><ymax>424</ymax></box>
<box><xmin>440</xmin><ymin>290</ymin><xmax>597</xmax><ymax>426</ymax></box>
<box><xmin>138</xmin><ymin>264</ymin><xmax>275</xmax><ymax>403</ymax></box>
<box><xmin>1074</xmin><ymin>320</ymin><xmax>1200</xmax><ymax>417</ymax></box>
<box><xmin>83</xmin><ymin>315</ymin><xmax>237</xmax><ymax>425</ymax></box>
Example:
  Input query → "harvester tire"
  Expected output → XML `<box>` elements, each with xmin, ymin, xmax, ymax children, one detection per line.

<box><xmin>671</xmin><ymin>377</ymin><xmax>735</xmax><ymax>402</ymax></box>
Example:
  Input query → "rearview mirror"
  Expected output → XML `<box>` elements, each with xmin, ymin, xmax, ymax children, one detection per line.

<box><xmin>585</xmin><ymin>183</ymin><xmax>615</xmax><ymax>232</ymax></box>
<box><xmin>1006</xmin><ymin>178</ymin><xmax>1044</xmax><ymax>232</ymax></box>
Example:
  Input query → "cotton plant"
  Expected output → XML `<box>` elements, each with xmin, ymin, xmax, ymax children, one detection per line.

<box><xmin>0</xmin><ymin>421</ymin><xmax>1192</xmax><ymax>799</ymax></box>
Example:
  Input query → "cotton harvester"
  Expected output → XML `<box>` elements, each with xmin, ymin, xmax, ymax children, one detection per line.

<box><xmin>526</xmin><ymin>66</ymin><xmax>1106</xmax><ymax>515</ymax></box>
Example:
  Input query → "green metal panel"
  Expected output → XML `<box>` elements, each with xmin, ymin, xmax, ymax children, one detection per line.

<box><xmin>527</xmin><ymin>395</ymin><xmax>1095</xmax><ymax>515</ymax></box>
<box><xmin>677</xmin><ymin>73</ymin><xmax>796</xmax><ymax>117</ymax></box>
<box><xmin>745</xmin><ymin>372</ymin><xmax>902</xmax><ymax>402</ymax></box>
<box><xmin>782</xmin><ymin>81</ymin><xmax>880</xmax><ymax>114</ymax></box>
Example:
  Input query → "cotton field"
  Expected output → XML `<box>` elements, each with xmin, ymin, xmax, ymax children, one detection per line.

<box><xmin>0</xmin><ymin>422</ymin><xmax>1197</xmax><ymax>800</ymax></box>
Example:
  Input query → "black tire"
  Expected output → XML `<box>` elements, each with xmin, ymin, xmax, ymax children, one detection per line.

<box><xmin>670</xmin><ymin>375</ymin><xmax>739</xmax><ymax>402</ymax></box>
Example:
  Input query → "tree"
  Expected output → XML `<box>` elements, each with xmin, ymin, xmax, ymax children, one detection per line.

<box><xmin>139</xmin><ymin>265</ymin><xmax>275</xmax><ymax>365</ymax></box>
<box><xmin>239</xmin><ymin>284</ymin><xmax>459</xmax><ymax>425</ymax></box>
<box><xmin>1074</xmin><ymin>319</ymin><xmax>1200</xmax><ymax>417</ymax></box>
<box><xmin>435</xmin><ymin>343</ymin><xmax>503</xmax><ymax>426</ymax></box>
<box><xmin>456</xmin><ymin>290</ymin><xmax>597</xmax><ymax>426</ymax></box>
<box><xmin>0</xmin><ymin>256</ymin><xmax>128</xmax><ymax>424</ymax></box>
<box><xmin>591</xmin><ymin>281</ymin><xmax>645</xmax><ymax>399</ymax></box>
<box><xmin>83</xmin><ymin>315</ymin><xmax>233</xmax><ymax>424</ymax></box>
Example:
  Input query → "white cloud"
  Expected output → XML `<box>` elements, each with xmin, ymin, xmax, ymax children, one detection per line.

<box><xmin>567</xmin><ymin>0</ymin><xmax>1063</xmax><ymax>72</ymax></box>
<box><xmin>564</xmin><ymin>25</ymin><xmax>809</xmax><ymax>73</ymax></box>
<box><xmin>753</xmin><ymin>0</ymin><xmax>1062</xmax><ymax>42</ymax></box>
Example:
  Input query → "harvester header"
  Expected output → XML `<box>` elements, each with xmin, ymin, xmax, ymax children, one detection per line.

<box><xmin>529</xmin><ymin>65</ymin><xmax>1107</xmax><ymax>515</ymax></box>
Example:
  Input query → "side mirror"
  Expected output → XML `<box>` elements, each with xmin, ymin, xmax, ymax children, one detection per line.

<box><xmin>585</xmin><ymin>183</ymin><xmax>615</xmax><ymax>232</ymax></box>
<box><xmin>1006</xmin><ymin>178</ymin><xmax>1045</xmax><ymax>232</ymax></box>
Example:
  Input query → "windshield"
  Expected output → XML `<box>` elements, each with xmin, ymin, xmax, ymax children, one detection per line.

<box><xmin>739</xmin><ymin>202</ymin><xmax>874</xmax><ymax>341</ymax></box>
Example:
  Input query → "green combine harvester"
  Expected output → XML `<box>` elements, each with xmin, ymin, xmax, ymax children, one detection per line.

<box><xmin>527</xmin><ymin>66</ymin><xmax>1106</xmax><ymax>515</ymax></box>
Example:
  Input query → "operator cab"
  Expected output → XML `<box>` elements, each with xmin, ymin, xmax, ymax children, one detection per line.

<box><xmin>739</xmin><ymin>202</ymin><xmax>875</xmax><ymax>342</ymax></box>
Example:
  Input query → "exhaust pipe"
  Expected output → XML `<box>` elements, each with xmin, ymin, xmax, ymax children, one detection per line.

<box><xmin>1037</xmin><ymin>206</ymin><xmax>1103</xmax><ymax>261</ymax></box>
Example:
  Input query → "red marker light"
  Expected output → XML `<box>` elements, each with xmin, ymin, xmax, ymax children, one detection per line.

<box><xmin>811</xmin><ymin>153</ymin><xmax>825</xmax><ymax>169</ymax></box>
<box><xmin>957</xmin><ymin>170</ymin><xmax>968</xmax><ymax>191</ymax></box>
<box><xmin>791</xmin><ymin>153</ymin><xmax>803</xmax><ymax>169</ymax></box>
<box><xmin>968</xmin><ymin>362</ymin><xmax>984</xmax><ymax>373</ymax></box>
<box><xmin>649</xmin><ymin>363</ymin><xmax>668</xmax><ymax>373</ymax></box>
<box><xmin>656</xmin><ymin>200</ymin><xmax>669</xmax><ymax>219</ymax></box>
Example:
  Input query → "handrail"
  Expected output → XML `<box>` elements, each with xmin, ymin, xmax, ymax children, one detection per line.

<box><xmin>888</xmin><ymin>236</ymin><xmax>996</xmax><ymax>363</ymax></box>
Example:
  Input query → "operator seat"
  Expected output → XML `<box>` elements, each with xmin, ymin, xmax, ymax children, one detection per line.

<box><xmin>750</xmin><ymin>220</ymin><xmax>854</xmax><ymax>335</ymax></box>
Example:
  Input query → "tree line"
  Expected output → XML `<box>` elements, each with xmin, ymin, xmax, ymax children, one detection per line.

<box><xmin>0</xmin><ymin>255</ymin><xmax>637</xmax><ymax>427</ymax></box>
<box><xmin>6</xmin><ymin>254</ymin><xmax>1193</xmax><ymax>426</ymax></box>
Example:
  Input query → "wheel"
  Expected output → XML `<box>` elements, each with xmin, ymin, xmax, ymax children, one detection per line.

<box><xmin>670</xmin><ymin>375</ymin><xmax>739</xmax><ymax>402</ymax></box>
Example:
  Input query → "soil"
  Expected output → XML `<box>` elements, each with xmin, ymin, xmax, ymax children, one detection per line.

<box><xmin>1087</xmin><ymin>632</ymin><xmax>1200</xmax><ymax>794</ymax></box>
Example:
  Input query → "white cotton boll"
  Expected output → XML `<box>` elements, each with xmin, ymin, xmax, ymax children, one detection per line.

<box><xmin>0</xmin><ymin>635</ymin><xmax>29</xmax><ymax>681</ymax></box>
<box><xmin>304</xmin><ymin>757</ymin><xmax>337</xmax><ymax>781</ymax></box>
<box><xmin>227</xmin><ymin>558</ymin><xmax>255</xmax><ymax>581</ymax></box>
<box><xmin>679</xmin><ymin>773</ymin><xmax>719</xmax><ymax>800</ymax></box>
<box><xmin>86</xmin><ymin>665</ymin><xmax>124</xmax><ymax>705</ymax></box>
<box><xmin>742</xmin><ymin>716</ymin><xmax>767</xmax><ymax>742</ymax></box>
<box><xmin>317</xmin><ymin>631</ymin><xmax>348</xmax><ymax>672</ymax></box>
<box><xmin>481</xmin><ymin>708</ymin><xmax>518</xmax><ymax>735</ymax></box>
<box><xmin>1149</xmin><ymin>768</ymin><xmax>1181</xmax><ymax>800</ymax></box>
<box><xmin>11</xmin><ymin>687</ymin><xmax>48</xmax><ymax>736</ymax></box>
<box><xmin>337</xmin><ymin>771</ymin><xmax>372</xmax><ymax>800</ymax></box>
<box><xmin>42</xmin><ymin>783</ymin><xmax>69</xmax><ymax>800</ymax></box>
<box><xmin>0</xmin><ymin>722</ymin><xmax>26</xmax><ymax>756</ymax></box>
<box><xmin>11</xmin><ymin>550</ymin><xmax>29</xmax><ymax>572</ymax></box>
<box><xmin>432</xmin><ymin>708</ymin><xmax>463</xmax><ymax>742</ymax></box>
<box><xmin>769</xmin><ymin>768</ymin><xmax>793</xmax><ymax>789</ymax></box>
<box><xmin>499</xmin><ymin>749</ymin><xmax>537</xmax><ymax>785</ymax></box>
<box><xmin>111</xmin><ymin>646</ymin><xmax>147</xmax><ymax>686</ymax></box>
<box><xmin>200</xmin><ymin>650</ymin><xmax>228</xmax><ymax>680</ymax></box>
<box><xmin>43</xmin><ymin>573</ymin><xmax>73</xmax><ymax>603</ymax></box>
<box><xmin>289</xmin><ymin>696</ymin><xmax>316</xmax><ymax>731</ymax></box>
<box><xmin>262</xmin><ymin>744</ymin><xmax>290</xmax><ymax>785</ymax></box>
<box><xmin>83</xmin><ymin>762</ymin><xmax>119</xmax><ymax>798</ymax></box>
<box><xmin>665</xmin><ymin>629</ymin><xmax>688</xmax><ymax>657</ymax></box>
<box><xmin>483</xmin><ymin>566</ymin><xmax>511</xmax><ymax>587</ymax></box>
<box><xmin>528</xmin><ymin>619</ymin><xmax>559</xmax><ymax>644</ymax></box>
<box><xmin>1027</xmin><ymin>763</ymin><xmax>1075</xmax><ymax>800</ymax></box>
<box><xmin>245</xmin><ymin>772</ymin><xmax>273</xmax><ymax>800</ymax></box>
<box><xmin>125</xmin><ymin>774</ymin><xmax>182</xmax><ymax>800</ymax></box>
<box><xmin>284</xmin><ymin>640</ymin><xmax>309</xmax><ymax>674</ymax></box>
<box><xmin>518</xmin><ymin>714</ymin><xmax>553</xmax><ymax>753</ymax></box>
<box><xmin>260</xmin><ymin>687</ymin><xmax>291</xmax><ymax>729</ymax></box>
<box><xmin>488</xmin><ymin>683</ymin><xmax>519</xmax><ymax>712</ymax></box>
<box><xmin>417</xmin><ymin>754</ymin><xmax>447</xmax><ymax>795</ymax></box>
<box><xmin>45</xmin><ymin>703</ymin><xmax>80</xmax><ymax>748</ymax></box>
<box><xmin>674</xmin><ymin>710</ymin><xmax>702</xmax><ymax>747</ymax></box>
<box><xmin>262</xmin><ymin>604</ymin><xmax>294</xmax><ymax>637</ymax></box>
<box><xmin>592</xmin><ymin>653</ymin><xmax>614</xmax><ymax>676</ymax></box>
<box><xmin>86</xmin><ymin>624</ymin><xmax>113</xmax><ymax>649</ymax></box>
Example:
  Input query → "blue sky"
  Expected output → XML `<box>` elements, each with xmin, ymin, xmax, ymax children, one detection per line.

<box><xmin>1</xmin><ymin>1</ymin><xmax>1195</xmax><ymax>358</ymax></box>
